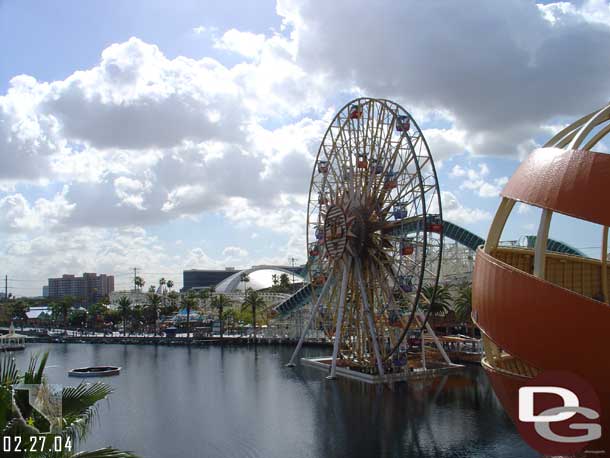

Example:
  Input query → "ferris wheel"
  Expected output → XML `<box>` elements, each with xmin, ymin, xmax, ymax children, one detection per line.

<box><xmin>288</xmin><ymin>97</ymin><xmax>445</xmax><ymax>377</ymax></box>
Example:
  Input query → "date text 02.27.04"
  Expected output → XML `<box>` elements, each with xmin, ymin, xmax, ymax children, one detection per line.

<box><xmin>2</xmin><ymin>435</ymin><xmax>73</xmax><ymax>453</ymax></box>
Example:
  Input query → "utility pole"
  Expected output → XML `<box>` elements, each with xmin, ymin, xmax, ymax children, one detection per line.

<box><xmin>133</xmin><ymin>267</ymin><xmax>138</xmax><ymax>292</ymax></box>
<box><xmin>4</xmin><ymin>275</ymin><xmax>7</xmax><ymax>301</ymax></box>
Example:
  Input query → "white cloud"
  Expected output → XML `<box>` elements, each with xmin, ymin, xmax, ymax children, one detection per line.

<box><xmin>0</xmin><ymin>187</ymin><xmax>74</xmax><ymax>232</ymax></box>
<box><xmin>442</xmin><ymin>191</ymin><xmax>492</xmax><ymax>224</ymax></box>
<box><xmin>214</xmin><ymin>29</ymin><xmax>267</xmax><ymax>58</ymax></box>
<box><xmin>450</xmin><ymin>163</ymin><xmax>508</xmax><ymax>198</ymax></box>
<box><xmin>278</xmin><ymin>0</ymin><xmax>610</xmax><ymax>156</ymax></box>
<box><xmin>222</xmin><ymin>246</ymin><xmax>248</xmax><ymax>258</ymax></box>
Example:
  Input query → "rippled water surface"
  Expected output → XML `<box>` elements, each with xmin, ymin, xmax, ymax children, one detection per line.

<box><xmin>12</xmin><ymin>343</ymin><xmax>537</xmax><ymax>458</ymax></box>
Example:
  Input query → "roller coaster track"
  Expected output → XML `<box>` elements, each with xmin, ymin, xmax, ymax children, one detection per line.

<box><xmin>273</xmin><ymin>219</ymin><xmax>583</xmax><ymax>317</ymax></box>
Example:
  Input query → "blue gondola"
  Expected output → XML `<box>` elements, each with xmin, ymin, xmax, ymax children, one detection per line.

<box><xmin>393</xmin><ymin>204</ymin><xmax>408</xmax><ymax>220</ymax></box>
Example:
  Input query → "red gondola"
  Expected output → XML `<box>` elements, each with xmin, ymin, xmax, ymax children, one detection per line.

<box><xmin>357</xmin><ymin>153</ymin><xmax>368</xmax><ymax>169</ymax></box>
<box><xmin>313</xmin><ymin>275</ymin><xmax>326</xmax><ymax>286</ymax></box>
<box><xmin>427</xmin><ymin>223</ymin><xmax>443</xmax><ymax>233</ymax></box>
<box><xmin>349</xmin><ymin>104</ymin><xmax>363</xmax><ymax>119</ymax></box>
<box><xmin>401</xmin><ymin>239</ymin><xmax>414</xmax><ymax>256</ymax></box>
<box><xmin>384</xmin><ymin>171</ymin><xmax>398</xmax><ymax>190</ymax></box>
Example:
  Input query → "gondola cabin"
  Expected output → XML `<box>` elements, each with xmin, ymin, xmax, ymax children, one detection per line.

<box><xmin>309</xmin><ymin>247</ymin><xmax>319</xmax><ymax>257</ymax></box>
<box><xmin>349</xmin><ymin>104</ymin><xmax>363</xmax><ymax>119</ymax></box>
<box><xmin>396</xmin><ymin>115</ymin><xmax>410</xmax><ymax>132</ymax></box>
<box><xmin>388</xmin><ymin>309</ymin><xmax>402</xmax><ymax>327</ymax></box>
<box><xmin>357</xmin><ymin>153</ymin><xmax>368</xmax><ymax>169</ymax></box>
<box><xmin>317</xmin><ymin>160</ymin><xmax>328</xmax><ymax>174</ymax></box>
<box><xmin>383</xmin><ymin>172</ymin><xmax>398</xmax><ymax>190</ymax></box>
<box><xmin>398</xmin><ymin>275</ymin><xmax>414</xmax><ymax>292</ymax></box>
<box><xmin>318</xmin><ymin>193</ymin><xmax>328</xmax><ymax>205</ymax></box>
<box><xmin>401</xmin><ymin>239</ymin><xmax>414</xmax><ymax>256</ymax></box>
<box><xmin>313</xmin><ymin>274</ymin><xmax>326</xmax><ymax>286</ymax></box>
<box><xmin>426</xmin><ymin>221</ymin><xmax>443</xmax><ymax>233</ymax></box>
<box><xmin>393</xmin><ymin>204</ymin><xmax>408</xmax><ymax>220</ymax></box>
<box><xmin>315</xmin><ymin>226</ymin><xmax>324</xmax><ymax>241</ymax></box>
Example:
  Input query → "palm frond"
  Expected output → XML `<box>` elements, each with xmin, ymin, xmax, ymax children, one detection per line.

<box><xmin>62</xmin><ymin>382</ymin><xmax>113</xmax><ymax>440</ymax></box>
<box><xmin>24</xmin><ymin>351</ymin><xmax>49</xmax><ymax>385</ymax></box>
<box><xmin>0</xmin><ymin>354</ymin><xmax>19</xmax><ymax>387</ymax></box>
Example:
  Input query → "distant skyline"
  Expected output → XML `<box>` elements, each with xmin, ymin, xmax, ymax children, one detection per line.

<box><xmin>2</xmin><ymin>0</ymin><xmax>610</xmax><ymax>296</ymax></box>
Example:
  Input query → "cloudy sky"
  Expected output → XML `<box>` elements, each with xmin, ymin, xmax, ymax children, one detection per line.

<box><xmin>2</xmin><ymin>0</ymin><xmax>610</xmax><ymax>296</ymax></box>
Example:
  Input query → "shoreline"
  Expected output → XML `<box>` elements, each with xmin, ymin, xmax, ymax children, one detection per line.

<box><xmin>21</xmin><ymin>335</ymin><xmax>333</xmax><ymax>348</ymax></box>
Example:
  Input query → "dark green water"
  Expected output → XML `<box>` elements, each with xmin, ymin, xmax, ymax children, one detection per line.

<box><xmin>11</xmin><ymin>343</ymin><xmax>537</xmax><ymax>458</ymax></box>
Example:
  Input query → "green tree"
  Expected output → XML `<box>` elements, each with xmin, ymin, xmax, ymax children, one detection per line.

<box><xmin>163</xmin><ymin>291</ymin><xmax>180</xmax><ymax>316</ymax></box>
<box><xmin>68</xmin><ymin>309</ymin><xmax>87</xmax><ymax>328</ymax></box>
<box><xmin>242</xmin><ymin>289</ymin><xmax>266</xmax><ymax>342</ymax></box>
<box><xmin>134</xmin><ymin>276</ymin><xmax>145</xmax><ymax>292</ymax></box>
<box><xmin>179</xmin><ymin>293</ymin><xmax>198</xmax><ymax>341</ymax></box>
<box><xmin>51</xmin><ymin>297</ymin><xmax>74</xmax><ymax>335</ymax></box>
<box><xmin>88</xmin><ymin>303</ymin><xmax>108</xmax><ymax>334</ymax></box>
<box><xmin>279</xmin><ymin>273</ymin><xmax>291</xmax><ymax>291</ymax></box>
<box><xmin>222</xmin><ymin>308</ymin><xmax>239</xmax><ymax>335</ymax></box>
<box><xmin>145</xmin><ymin>292</ymin><xmax>162</xmax><ymax>336</ymax></box>
<box><xmin>421</xmin><ymin>284</ymin><xmax>452</xmax><ymax>322</ymax></box>
<box><xmin>454</xmin><ymin>283</ymin><xmax>473</xmax><ymax>333</ymax></box>
<box><xmin>9</xmin><ymin>301</ymin><xmax>29</xmax><ymax>330</ymax></box>
<box><xmin>117</xmin><ymin>296</ymin><xmax>132</xmax><ymax>337</ymax></box>
<box><xmin>0</xmin><ymin>351</ymin><xmax>139</xmax><ymax>458</ymax></box>
<box><xmin>211</xmin><ymin>294</ymin><xmax>231</xmax><ymax>341</ymax></box>
<box><xmin>166</xmin><ymin>280</ymin><xmax>174</xmax><ymax>291</ymax></box>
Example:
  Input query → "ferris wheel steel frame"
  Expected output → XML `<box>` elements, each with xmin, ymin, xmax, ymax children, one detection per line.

<box><xmin>288</xmin><ymin>97</ymin><xmax>448</xmax><ymax>377</ymax></box>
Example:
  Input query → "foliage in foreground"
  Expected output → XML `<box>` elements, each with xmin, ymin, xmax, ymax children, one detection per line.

<box><xmin>0</xmin><ymin>352</ymin><xmax>139</xmax><ymax>458</ymax></box>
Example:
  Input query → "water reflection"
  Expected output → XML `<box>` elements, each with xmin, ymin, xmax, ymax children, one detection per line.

<box><xmin>11</xmin><ymin>344</ymin><xmax>537</xmax><ymax>458</ymax></box>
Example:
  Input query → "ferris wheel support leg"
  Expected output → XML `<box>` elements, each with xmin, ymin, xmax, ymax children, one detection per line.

<box><xmin>355</xmin><ymin>260</ymin><xmax>385</xmax><ymax>379</ymax></box>
<box><xmin>327</xmin><ymin>259</ymin><xmax>350</xmax><ymax>380</ymax></box>
<box><xmin>286</xmin><ymin>271</ymin><xmax>334</xmax><ymax>368</ymax></box>
<box><xmin>417</xmin><ymin>312</ymin><xmax>452</xmax><ymax>365</ymax></box>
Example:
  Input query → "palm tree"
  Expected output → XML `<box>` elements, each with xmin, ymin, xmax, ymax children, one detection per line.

<box><xmin>421</xmin><ymin>284</ymin><xmax>452</xmax><ymax>323</ymax></box>
<box><xmin>180</xmin><ymin>293</ymin><xmax>197</xmax><ymax>341</ymax></box>
<box><xmin>164</xmin><ymin>290</ymin><xmax>180</xmax><ymax>316</ymax></box>
<box><xmin>117</xmin><ymin>296</ymin><xmax>132</xmax><ymax>336</ymax></box>
<box><xmin>166</xmin><ymin>280</ymin><xmax>174</xmax><ymax>291</ymax></box>
<box><xmin>211</xmin><ymin>294</ymin><xmax>231</xmax><ymax>341</ymax></box>
<box><xmin>242</xmin><ymin>289</ymin><xmax>266</xmax><ymax>342</ymax></box>
<box><xmin>146</xmin><ymin>292</ymin><xmax>162</xmax><ymax>336</ymax></box>
<box><xmin>88</xmin><ymin>302</ymin><xmax>107</xmax><ymax>335</ymax></box>
<box><xmin>454</xmin><ymin>283</ymin><xmax>473</xmax><ymax>334</ymax></box>
<box><xmin>134</xmin><ymin>276</ymin><xmax>145</xmax><ymax>292</ymax></box>
<box><xmin>0</xmin><ymin>351</ymin><xmax>139</xmax><ymax>458</ymax></box>
<box><xmin>51</xmin><ymin>296</ymin><xmax>74</xmax><ymax>335</ymax></box>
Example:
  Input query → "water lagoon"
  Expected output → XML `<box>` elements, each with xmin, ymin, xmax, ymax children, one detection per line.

<box><xmin>12</xmin><ymin>343</ymin><xmax>537</xmax><ymax>458</ymax></box>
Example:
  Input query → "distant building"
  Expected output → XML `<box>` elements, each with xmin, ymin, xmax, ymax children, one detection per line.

<box><xmin>42</xmin><ymin>286</ymin><xmax>49</xmax><ymax>297</ymax></box>
<box><xmin>182</xmin><ymin>268</ymin><xmax>238</xmax><ymax>292</ymax></box>
<box><xmin>182</xmin><ymin>265</ymin><xmax>305</xmax><ymax>293</ymax></box>
<box><xmin>48</xmin><ymin>273</ymin><xmax>114</xmax><ymax>305</ymax></box>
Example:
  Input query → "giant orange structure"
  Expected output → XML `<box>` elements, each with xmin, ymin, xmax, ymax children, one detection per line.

<box><xmin>473</xmin><ymin>103</ymin><xmax>610</xmax><ymax>452</ymax></box>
